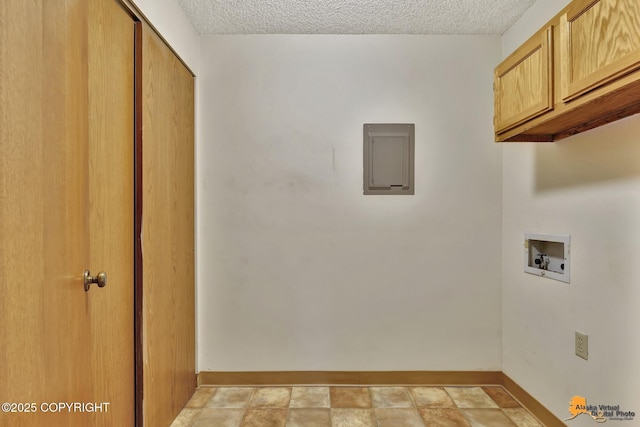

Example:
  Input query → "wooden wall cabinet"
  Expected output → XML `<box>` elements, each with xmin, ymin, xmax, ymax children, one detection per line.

<box><xmin>494</xmin><ymin>26</ymin><xmax>554</xmax><ymax>134</ymax></box>
<box><xmin>495</xmin><ymin>0</ymin><xmax>640</xmax><ymax>142</ymax></box>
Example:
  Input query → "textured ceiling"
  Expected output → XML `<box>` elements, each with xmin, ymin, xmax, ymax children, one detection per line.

<box><xmin>176</xmin><ymin>0</ymin><xmax>537</xmax><ymax>35</ymax></box>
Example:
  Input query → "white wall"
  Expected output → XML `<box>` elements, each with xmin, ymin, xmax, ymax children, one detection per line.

<box><xmin>197</xmin><ymin>35</ymin><xmax>503</xmax><ymax>371</ymax></box>
<box><xmin>502</xmin><ymin>0</ymin><xmax>640</xmax><ymax>423</ymax></box>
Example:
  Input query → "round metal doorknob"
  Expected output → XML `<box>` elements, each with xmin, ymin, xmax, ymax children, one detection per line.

<box><xmin>84</xmin><ymin>270</ymin><xmax>107</xmax><ymax>291</ymax></box>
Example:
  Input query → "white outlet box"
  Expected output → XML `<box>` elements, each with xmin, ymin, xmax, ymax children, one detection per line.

<box><xmin>575</xmin><ymin>331</ymin><xmax>588</xmax><ymax>360</ymax></box>
<box><xmin>524</xmin><ymin>234</ymin><xmax>571</xmax><ymax>283</ymax></box>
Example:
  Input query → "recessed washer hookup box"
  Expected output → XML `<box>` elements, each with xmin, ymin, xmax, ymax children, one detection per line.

<box><xmin>524</xmin><ymin>233</ymin><xmax>570</xmax><ymax>283</ymax></box>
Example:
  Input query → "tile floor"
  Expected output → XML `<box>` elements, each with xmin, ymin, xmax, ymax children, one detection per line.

<box><xmin>170</xmin><ymin>385</ymin><xmax>544</xmax><ymax>426</ymax></box>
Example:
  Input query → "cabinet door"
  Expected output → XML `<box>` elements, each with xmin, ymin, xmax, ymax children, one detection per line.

<box><xmin>561</xmin><ymin>0</ymin><xmax>640</xmax><ymax>102</ymax></box>
<box><xmin>494</xmin><ymin>26</ymin><xmax>554</xmax><ymax>134</ymax></box>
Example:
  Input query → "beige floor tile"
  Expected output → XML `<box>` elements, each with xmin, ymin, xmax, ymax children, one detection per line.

<box><xmin>286</xmin><ymin>408</ymin><xmax>331</xmax><ymax>427</ymax></box>
<box><xmin>192</xmin><ymin>408</ymin><xmax>245</xmax><ymax>427</ymax></box>
<box><xmin>481</xmin><ymin>387</ymin><xmax>521</xmax><ymax>408</ymax></box>
<box><xmin>207</xmin><ymin>387</ymin><xmax>255</xmax><ymax>408</ymax></box>
<box><xmin>242</xmin><ymin>408</ymin><xmax>288</xmax><ymax>427</ymax></box>
<box><xmin>462</xmin><ymin>409</ymin><xmax>518</xmax><ymax>427</ymax></box>
<box><xmin>290</xmin><ymin>387</ymin><xmax>330</xmax><ymax>408</ymax></box>
<box><xmin>330</xmin><ymin>387</ymin><xmax>372</xmax><ymax>408</ymax></box>
<box><xmin>375</xmin><ymin>408</ymin><xmax>425</xmax><ymax>427</ymax></box>
<box><xmin>444</xmin><ymin>387</ymin><xmax>499</xmax><ymax>409</ymax></box>
<box><xmin>370</xmin><ymin>387</ymin><xmax>413</xmax><ymax>408</ymax></box>
<box><xmin>409</xmin><ymin>387</ymin><xmax>456</xmax><ymax>408</ymax></box>
<box><xmin>170</xmin><ymin>386</ymin><xmax>545</xmax><ymax>427</ymax></box>
<box><xmin>418</xmin><ymin>408</ymin><xmax>471</xmax><ymax>427</ymax></box>
<box><xmin>250</xmin><ymin>388</ymin><xmax>292</xmax><ymax>408</ymax></box>
<box><xmin>185</xmin><ymin>387</ymin><xmax>216</xmax><ymax>408</ymax></box>
<box><xmin>331</xmin><ymin>408</ymin><xmax>376</xmax><ymax>427</ymax></box>
<box><xmin>503</xmin><ymin>408</ymin><xmax>543</xmax><ymax>427</ymax></box>
<box><xmin>170</xmin><ymin>408</ymin><xmax>200</xmax><ymax>427</ymax></box>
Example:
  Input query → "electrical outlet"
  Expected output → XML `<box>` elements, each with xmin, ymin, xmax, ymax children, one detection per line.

<box><xmin>575</xmin><ymin>332</ymin><xmax>588</xmax><ymax>360</ymax></box>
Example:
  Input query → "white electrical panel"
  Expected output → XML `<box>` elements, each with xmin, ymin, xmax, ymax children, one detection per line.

<box><xmin>524</xmin><ymin>234</ymin><xmax>570</xmax><ymax>283</ymax></box>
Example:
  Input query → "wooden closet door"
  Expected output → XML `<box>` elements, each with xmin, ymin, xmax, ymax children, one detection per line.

<box><xmin>0</xmin><ymin>1</ymin><xmax>135</xmax><ymax>425</ymax></box>
<box><xmin>88</xmin><ymin>0</ymin><xmax>135</xmax><ymax>425</ymax></box>
<box><xmin>140</xmin><ymin>22</ymin><xmax>196</xmax><ymax>427</ymax></box>
<box><xmin>0</xmin><ymin>2</ymin><xmax>93</xmax><ymax>426</ymax></box>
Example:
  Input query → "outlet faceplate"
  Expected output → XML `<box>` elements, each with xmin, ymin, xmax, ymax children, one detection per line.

<box><xmin>575</xmin><ymin>332</ymin><xmax>588</xmax><ymax>360</ymax></box>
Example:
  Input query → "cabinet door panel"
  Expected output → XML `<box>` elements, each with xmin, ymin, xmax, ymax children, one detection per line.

<box><xmin>495</xmin><ymin>26</ymin><xmax>554</xmax><ymax>134</ymax></box>
<box><xmin>562</xmin><ymin>0</ymin><xmax>640</xmax><ymax>101</ymax></box>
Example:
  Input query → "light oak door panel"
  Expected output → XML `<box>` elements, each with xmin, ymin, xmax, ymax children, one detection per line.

<box><xmin>494</xmin><ymin>26</ymin><xmax>554</xmax><ymax>134</ymax></box>
<box><xmin>140</xmin><ymin>22</ymin><xmax>196</xmax><ymax>427</ymax></box>
<box><xmin>561</xmin><ymin>0</ymin><xmax>640</xmax><ymax>101</ymax></box>
<box><xmin>0</xmin><ymin>1</ymin><xmax>92</xmax><ymax>426</ymax></box>
<box><xmin>1</xmin><ymin>1</ymin><xmax>135</xmax><ymax>426</ymax></box>
<box><xmin>88</xmin><ymin>0</ymin><xmax>135</xmax><ymax>425</ymax></box>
